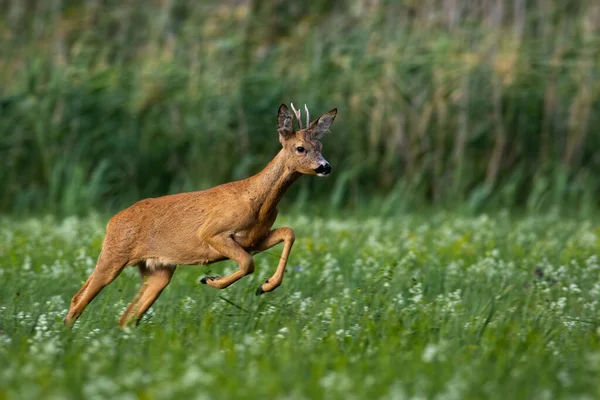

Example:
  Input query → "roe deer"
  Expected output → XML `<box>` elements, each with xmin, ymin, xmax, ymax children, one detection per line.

<box><xmin>64</xmin><ymin>103</ymin><xmax>337</xmax><ymax>327</ymax></box>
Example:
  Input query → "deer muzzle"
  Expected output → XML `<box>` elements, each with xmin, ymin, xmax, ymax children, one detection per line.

<box><xmin>314</xmin><ymin>162</ymin><xmax>332</xmax><ymax>176</ymax></box>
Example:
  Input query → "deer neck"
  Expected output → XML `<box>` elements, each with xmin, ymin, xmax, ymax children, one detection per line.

<box><xmin>248</xmin><ymin>150</ymin><xmax>300</xmax><ymax>221</ymax></box>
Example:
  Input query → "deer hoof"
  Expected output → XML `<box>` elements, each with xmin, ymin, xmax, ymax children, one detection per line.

<box><xmin>255</xmin><ymin>279</ymin><xmax>269</xmax><ymax>296</ymax></box>
<box><xmin>200</xmin><ymin>276</ymin><xmax>220</xmax><ymax>284</ymax></box>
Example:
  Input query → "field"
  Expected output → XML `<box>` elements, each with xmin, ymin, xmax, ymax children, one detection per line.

<box><xmin>1</xmin><ymin>211</ymin><xmax>600</xmax><ymax>399</ymax></box>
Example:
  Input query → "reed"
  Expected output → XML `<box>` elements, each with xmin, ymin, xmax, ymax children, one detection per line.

<box><xmin>1</xmin><ymin>0</ymin><xmax>599</xmax><ymax>214</ymax></box>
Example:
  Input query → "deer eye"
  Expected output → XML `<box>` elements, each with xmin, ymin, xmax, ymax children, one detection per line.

<box><xmin>296</xmin><ymin>146</ymin><xmax>306</xmax><ymax>154</ymax></box>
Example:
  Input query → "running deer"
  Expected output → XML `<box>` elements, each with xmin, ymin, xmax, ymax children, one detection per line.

<box><xmin>64</xmin><ymin>103</ymin><xmax>337</xmax><ymax>327</ymax></box>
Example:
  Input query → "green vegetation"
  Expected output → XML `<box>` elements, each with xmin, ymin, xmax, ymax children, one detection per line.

<box><xmin>2</xmin><ymin>0</ymin><xmax>600</xmax><ymax>215</ymax></box>
<box><xmin>1</xmin><ymin>212</ymin><xmax>599</xmax><ymax>399</ymax></box>
<box><xmin>2</xmin><ymin>2</ymin><xmax>599</xmax><ymax>398</ymax></box>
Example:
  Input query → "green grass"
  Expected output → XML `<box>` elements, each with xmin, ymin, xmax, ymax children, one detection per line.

<box><xmin>2</xmin><ymin>1</ymin><xmax>600</xmax><ymax>213</ymax></box>
<box><xmin>1</xmin><ymin>211</ymin><xmax>600</xmax><ymax>399</ymax></box>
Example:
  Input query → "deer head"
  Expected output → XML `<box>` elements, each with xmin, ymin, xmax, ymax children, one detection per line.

<box><xmin>277</xmin><ymin>103</ymin><xmax>337</xmax><ymax>177</ymax></box>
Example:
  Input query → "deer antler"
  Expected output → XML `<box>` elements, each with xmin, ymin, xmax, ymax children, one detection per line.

<box><xmin>290</xmin><ymin>103</ymin><xmax>303</xmax><ymax>129</ymax></box>
<box><xmin>304</xmin><ymin>104</ymin><xmax>310</xmax><ymax>128</ymax></box>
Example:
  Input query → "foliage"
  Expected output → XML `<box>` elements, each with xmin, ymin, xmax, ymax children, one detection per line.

<box><xmin>1</xmin><ymin>0</ymin><xmax>600</xmax><ymax>214</ymax></box>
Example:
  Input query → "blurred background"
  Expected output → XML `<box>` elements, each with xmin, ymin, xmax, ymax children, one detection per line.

<box><xmin>1</xmin><ymin>0</ymin><xmax>599</xmax><ymax>216</ymax></box>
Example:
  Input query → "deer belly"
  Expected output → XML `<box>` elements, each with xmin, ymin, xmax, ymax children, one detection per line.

<box><xmin>145</xmin><ymin>240</ymin><xmax>225</xmax><ymax>266</ymax></box>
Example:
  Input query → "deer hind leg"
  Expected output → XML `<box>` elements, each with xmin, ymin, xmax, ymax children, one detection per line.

<box><xmin>252</xmin><ymin>227</ymin><xmax>295</xmax><ymax>295</ymax></box>
<box><xmin>118</xmin><ymin>263</ymin><xmax>175</xmax><ymax>328</ymax></box>
<box><xmin>69</xmin><ymin>275</ymin><xmax>93</xmax><ymax>308</ymax></box>
<box><xmin>64</xmin><ymin>252</ymin><xmax>127</xmax><ymax>326</ymax></box>
<box><xmin>200</xmin><ymin>236</ymin><xmax>254</xmax><ymax>290</ymax></box>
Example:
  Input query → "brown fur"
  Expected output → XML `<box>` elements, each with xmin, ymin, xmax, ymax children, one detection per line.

<box><xmin>64</xmin><ymin>104</ymin><xmax>337</xmax><ymax>327</ymax></box>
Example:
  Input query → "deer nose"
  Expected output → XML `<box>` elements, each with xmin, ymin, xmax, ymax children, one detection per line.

<box><xmin>315</xmin><ymin>162</ymin><xmax>331</xmax><ymax>176</ymax></box>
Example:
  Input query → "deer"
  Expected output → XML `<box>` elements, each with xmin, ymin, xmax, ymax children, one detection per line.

<box><xmin>64</xmin><ymin>103</ymin><xmax>337</xmax><ymax>328</ymax></box>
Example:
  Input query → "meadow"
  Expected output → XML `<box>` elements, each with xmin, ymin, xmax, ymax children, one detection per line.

<box><xmin>1</xmin><ymin>211</ymin><xmax>599</xmax><ymax>399</ymax></box>
<box><xmin>2</xmin><ymin>1</ymin><xmax>600</xmax><ymax>399</ymax></box>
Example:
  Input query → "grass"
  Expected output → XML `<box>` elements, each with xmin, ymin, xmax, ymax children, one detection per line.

<box><xmin>2</xmin><ymin>0</ymin><xmax>600</xmax><ymax>213</ymax></box>
<box><xmin>1</xmin><ymin>211</ymin><xmax>600</xmax><ymax>399</ymax></box>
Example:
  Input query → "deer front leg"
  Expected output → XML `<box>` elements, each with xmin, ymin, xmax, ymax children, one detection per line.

<box><xmin>252</xmin><ymin>227</ymin><xmax>295</xmax><ymax>295</ymax></box>
<box><xmin>200</xmin><ymin>236</ymin><xmax>254</xmax><ymax>290</ymax></box>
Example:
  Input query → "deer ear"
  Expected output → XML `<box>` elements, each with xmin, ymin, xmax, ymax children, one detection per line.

<box><xmin>277</xmin><ymin>103</ymin><xmax>294</xmax><ymax>140</ymax></box>
<box><xmin>308</xmin><ymin>108</ymin><xmax>337</xmax><ymax>139</ymax></box>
